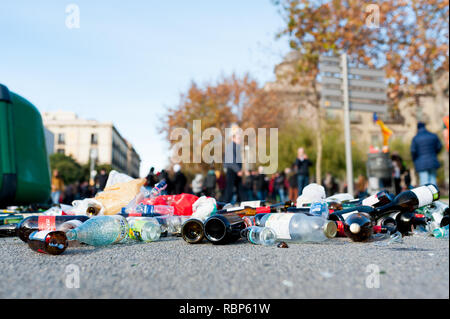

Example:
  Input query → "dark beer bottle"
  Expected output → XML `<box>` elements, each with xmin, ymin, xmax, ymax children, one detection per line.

<box><xmin>361</xmin><ymin>190</ymin><xmax>393</xmax><ymax>207</ymax></box>
<box><xmin>371</xmin><ymin>184</ymin><xmax>440</xmax><ymax>220</ymax></box>
<box><xmin>181</xmin><ymin>218</ymin><xmax>205</xmax><ymax>244</ymax></box>
<box><xmin>203</xmin><ymin>213</ymin><xmax>246</xmax><ymax>244</ymax></box>
<box><xmin>0</xmin><ymin>215</ymin><xmax>89</xmax><ymax>242</ymax></box>
<box><xmin>328</xmin><ymin>201</ymin><xmax>343</xmax><ymax>213</ymax></box>
<box><xmin>27</xmin><ymin>230</ymin><xmax>68</xmax><ymax>255</ymax></box>
<box><xmin>343</xmin><ymin>212</ymin><xmax>374</xmax><ymax>242</ymax></box>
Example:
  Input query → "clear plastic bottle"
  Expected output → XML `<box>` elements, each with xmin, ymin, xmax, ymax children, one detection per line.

<box><xmin>148</xmin><ymin>180</ymin><xmax>167</xmax><ymax>198</ymax></box>
<box><xmin>257</xmin><ymin>213</ymin><xmax>337</xmax><ymax>243</ymax></box>
<box><xmin>309</xmin><ymin>200</ymin><xmax>329</xmax><ymax>219</ymax></box>
<box><xmin>432</xmin><ymin>224</ymin><xmax>449</xmax><ymax>239</ymax></box>
<box><xmin>241</xmin><ymin>226</ymin><xmax>277</xmax><ymax>245</ymax></box>
<box><xmin>122</xmin><ymin>204</ymin><xmax>174</xmax><ymax>217</ymax></box>
<box><xmin>127</xmin><ymin>217</ymin><xmax>161</xmax><ymax>242</ymax></box>
<box><xmin>66</xmin><ymin>215</ymin><xmax>129</xmax><ymax>246</ymax></box>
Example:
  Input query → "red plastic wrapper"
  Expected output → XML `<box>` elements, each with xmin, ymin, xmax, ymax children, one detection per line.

<box><xmin>141</xmin><ymin>193</ymin><xmax>199</xmax><ymax>216</ymax></box>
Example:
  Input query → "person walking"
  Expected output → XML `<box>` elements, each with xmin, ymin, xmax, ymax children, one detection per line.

<box><xmin>411</xmin><ymin>122</ymin><xmax>443</xmax><ymax>186</ymax></box>
<box><xmin>223</xmin><ymin>131</ymin><xmax>244</xmax><ymax>203</ymax></box>
<box><xmin>255</xmin><ymin>166</ymin><xmax>268</xmax><ymax>201</ymax></box>
<box><xmin>95</xmin><ymin>169</ymin><xmax>108</xmax><ymax>192</ymax></box>
<box><xmin>287</xmin><ymin>166</ymin><xmax>298</xmax><ymax>201</ymax></box>
<box><xmin>204</xmin><ymin>166</ymin><xmax>217</xmax><ymax>197</ymax></box>
<box><xmin>322</xmin><ymin>172</ymin><xmax>338</xmax><ymax>197</ymax></box>
<box><xmin>191</xmin><ymin>173</ymin><xmax>204</xmax><ymax>197</ymax></box>
<box><xmin>294</xmin><ymin>147</ymin><xmax>312</xmax><ymax>196</ymax></box>
<box><xmin>50</xmin><ymin>169</ymin><xmax>64</xmax><ymax>205</ymax></box>
<box><xmin>216</xmin><ymin>169</ymin><xmax>226</xmax><ymax>201</ymax></box>
<box><xmin>145</xmin><ymin>167</ymin><xmax>157</xmax><ymax>189</ymax></box>
<box><xmin>173</xmin><ymin>164</ymin><xmax>187</xmax><ymax>194</ymax></box>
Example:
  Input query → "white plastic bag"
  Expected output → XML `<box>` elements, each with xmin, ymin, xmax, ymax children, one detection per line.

<box><xmin>70</xmin><ymin>198</ymin><xmax>105</xmax><ymax>216</ymax></box>
<box><xmin>104</xmin><ymin>170</ymin><xmax>134</xmax><ymax>189</ymax></box>
<box><xmin>296</xmin><ymin>183</ymin><xmax>326</xmax><ymax>208</ymax></box>
<box><xmin>326</xmin><ymin>193</ymin><xmax>354</xmax><ymax>203</ymax></box>
<box><xmin>192</xmin><ymin>196</ymin><xmax>217</xmax><ymax>221</ymax></box>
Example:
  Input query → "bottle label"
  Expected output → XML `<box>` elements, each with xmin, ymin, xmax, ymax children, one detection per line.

<box><xmin>412</xmin><ymin>186</ymin><xmax>434</xmax><ymax>207</ymax></box>
<box><xmin>57</xmin><ymin>220</ymin><xmax>82</xmax><ymax>232</ymax></box>
<box><xmin>256</xmin><ymin>207</ymin><xmax>271</xmax><ymax>214</ymax></box>
<box><xmin>112</xmin><ymin>216</ymin><xmax>129</xmax><ymax>243</ymax></box>
<box><xmin>340</xmin><ymin>212</ymin><xmax>355</xmax><ymax>221</ymax></box>
<box><xmin>29</xmin><ymin>230</ymin><xmax>50</xmax><ymax>241</ymax></box>
<box><xmin>362</xmin><ymin>194</ymin><xmax>379</xmax><ymax>207</ymax></box>
<box><xmin>265</xmin><ymin>214</ymin><xmax>293</xmax><ymax>240</ymax></box>
<box><xmin>129</xmin><ymin>219</ymin><xmax>147</xmax><ymax>240</ymax></box>
<box><xmin>38</xmin><ymin>216</ymin><xmax>56</xmax><ymax>231</ymax></box>
<box><xmin>144</xmin><ymin>205</ymin><xmax>155</xmax><ymax>214</ymax></box>
<box><xmin>240</xmin><ymin>200</ymin><xmax>261</xmax><ymax>208</ymax></box>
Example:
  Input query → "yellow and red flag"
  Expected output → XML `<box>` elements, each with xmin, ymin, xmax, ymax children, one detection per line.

<box><xmin>373</xmin><ymin>112</ymin><xmax>392</xmax><ymax>148</ymax></box>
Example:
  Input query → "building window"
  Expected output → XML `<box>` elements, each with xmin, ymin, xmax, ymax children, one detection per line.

<box><xmin>57</xmin><ymin>148</ymin><xmax>65</xmax><ymax>154</ymax></box>
<box><xmin>57</xmin><ymin>133</ymin><xmax>65</xmax><ymax>145</ymax></box>
<box><xmin>91</xmin><ymin>133</ymin><xmax>98</xmax><ymax>145</ymax></box>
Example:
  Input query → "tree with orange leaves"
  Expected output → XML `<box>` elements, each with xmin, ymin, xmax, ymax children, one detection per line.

<box><xmin>160</xmin><ymin>74</ymin><xmax>285</xmax><ymax>174</ymax></box>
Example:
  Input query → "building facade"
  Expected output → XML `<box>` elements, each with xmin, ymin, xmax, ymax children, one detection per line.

<box><xmin>42</xmin><ymin>111</ymin><xmax>141</xmax><ymax>178</ymax></box>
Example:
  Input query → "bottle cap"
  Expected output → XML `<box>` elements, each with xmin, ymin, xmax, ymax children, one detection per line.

<box><xmin>349</xmin><ymin>223</ymin><xmax>361</xmax><ymax>234</ymax></box>
<box><xmin>323</xmin><ymin>221</ymin><xmax>337</xmax><ymax>238</ymax></box>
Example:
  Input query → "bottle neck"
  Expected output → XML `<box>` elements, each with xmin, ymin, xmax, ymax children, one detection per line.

<box><xmin>65</xmin><ymin>229</ymin><xmax>77</xmax><ymax>241</ymax></box>
<box><xmin>0</xmin><ymin>223</ymin><xmax>18</xmax><ymax>237</ymax></box>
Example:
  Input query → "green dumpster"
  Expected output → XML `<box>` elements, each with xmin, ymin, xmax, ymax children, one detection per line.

<box><xmin>0</xmin><ymin>84</ymin><xmax>51</xmax><ymax>207</ymax></box>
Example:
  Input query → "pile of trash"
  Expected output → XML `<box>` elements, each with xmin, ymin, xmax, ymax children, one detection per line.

<box><xmin>0</xmin><ymin>170</ymin><xmax>448</xmax><ymax>255</ymax></box>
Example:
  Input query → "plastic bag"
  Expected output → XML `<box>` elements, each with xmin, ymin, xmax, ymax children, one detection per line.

<box><xmin>191</xmin><ymin>196</ymin><xmax>217</xmax><ymax>221</ymax></box>
<box><xmin>70</xmin><ymin>198</ymin><xmax>105</xmax><ymax>216</ymax></box>
<box><xmin>95</xmin><ymin>177</ymin><xmax>146</xmax><ymax>215</ymax></box>
<box><xmin>142</xmin><ymin>193</ymin><xmax>199</xmax><ymax>216</ymax></box>
<box><xmin>104</xmin><ymin>170</ymin><xmax>134</xmax><ymax>189</ymax></box>
<box><xmin>326</xmin><ymin>193</ymin><xmax>354</xmax><ymax>203</ymax></box>
<box><xmin>296</xmin><ymin>183</ymin><xmax>326</xmax><ymax>208</ymax></box>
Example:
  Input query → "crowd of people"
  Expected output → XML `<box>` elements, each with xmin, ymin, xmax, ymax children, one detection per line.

<box><xmin>50</xmin><ymin>122</ymin><xmax>445</xmax><ymax>206</ymax></box>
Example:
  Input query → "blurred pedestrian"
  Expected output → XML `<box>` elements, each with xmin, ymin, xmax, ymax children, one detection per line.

<box><xmin>159</xmin><ymin>169</ymin><xmax>172</xmax><ymax>195</ymax></box>
<box><xmin>204</xmin><ymin>166</ymin><xmax>217</xmax><ymax>197</ymax></box>
<box><xmin>145</xmin><ymin>167</ymin><xmax>157</xmax><ymax>189</ymax></box>
<box><xmin>322</xmin><ymin>172</ymin><xmax>338</xmax><ymax>197</ymax></box>
<box><xmin>255</xmin><ymin>166</ymin><xmax>268</xmax><ymax>201</ymax></box>
<box><xmin>223</xmin><ymin>131</ymin><xmax>244</xmax><ymax>203</ymax></box>
<box><xmin>242</xmin><ymin>170</ymin><xmax>254</xmax><ymax>201</ymax></box>
<box><xmin>173</xmin><ymin>164</ymin><xmax>187</xmax><ymax>194</ymax></box>
<box><xmin>287</xmin><ymin>166</ymin><xmax>298</xmax><ymax>201</ymax></box>
<box><xmin>294</xmin><ymin>147</ymin><xmax>312</xmax><ymax>196</ymax></box>
<box><xmin>191</xmin><ymin>173</ymin><xmax>204</xmax><ymax>197</ymax></box>
<box><xmin>79</xmin><ymin>181</ymin><xmax>93</xmax><ymax>199</ymax></box>
<box><xmin>216</xmin><ymin>169</ymin><xmax>226</xmax><ymax>201</ymax></box>
<box><xmin>62</xmin><ymin>183</ymin><xmax>75</xmax><ymax>205</ymax></box>
<box><xmin>51</xmin><ymin>169</ymin><xmax>64</xmax><ymax>204</ymax></box>
<box><xmin>411</xmin><ymin>122</ymin><xmax>443</xmax><ymax>186</ymax></box>
<box><xmin>95</xmin><ymin>169</ymin><xmax>108</xmax><ymax>192</ymax></box>
<box><xmin>355</xmin><ymin>175</ymin><xmax>369</xmax><ymax>199</ymax></box>
<box><xmin>275</xmin><ymin>171</ymin><xmax>287</xmax><ymax>202</ymax></box>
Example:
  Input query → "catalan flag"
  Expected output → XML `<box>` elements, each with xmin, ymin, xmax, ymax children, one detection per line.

<box><xmin>373</xmin><ymin>112</ymin><xmax>392</xmax><ymax>148</ymax></box>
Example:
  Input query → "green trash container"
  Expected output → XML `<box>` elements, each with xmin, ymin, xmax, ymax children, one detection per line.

<box><xmin>0</xmin><ymin>84</ymin><xmax>51</xmax><ymax>207</ymax></box>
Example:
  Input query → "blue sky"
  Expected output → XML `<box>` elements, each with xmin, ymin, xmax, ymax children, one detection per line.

<box><xmin>0</xmin><ymin>1</ymin><xmax>290</xmax><ymax>177</ymax></box>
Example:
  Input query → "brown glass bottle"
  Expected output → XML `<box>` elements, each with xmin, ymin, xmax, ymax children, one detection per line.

<box><xmin>0</xmin><ymin>215</ymin><xmax>89</xmax><ymax>242</ymax></box>
<box><xmin>181</xmin><ymin>218</ymin><xmax>205</xmax><ymax>244</ymax></box>
<box><xmin>27</xmin><ymin>230</ymin><xmax>68</xmax><ymax>255</ymax></box>
<box><xmin>86</xmin><ymin>204</ymin><xmax>102</xmax><ymax>217</ymax></box>
<box><xmin>343</xmin><ymin>212</ymin><xmax>374</xmax><ymax>242</ymax></box>
<box><xmin>203</xmin><ymin>212</ymin><xmax>246</xmax><ymax>244</ymax></box>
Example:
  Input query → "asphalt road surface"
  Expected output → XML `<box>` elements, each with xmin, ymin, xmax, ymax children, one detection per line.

<box><xmin>0</xmin><ymin>234</ymin><xmax>448</xmax><ymax>299</ymax></box>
